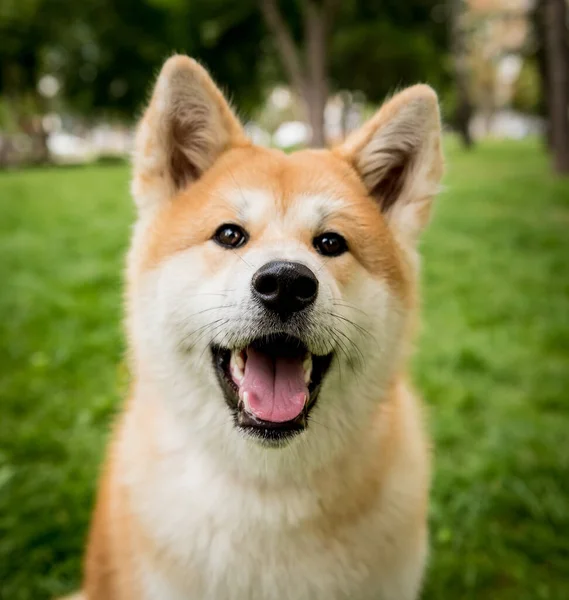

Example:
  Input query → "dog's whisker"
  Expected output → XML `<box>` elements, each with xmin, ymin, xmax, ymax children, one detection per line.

<box><xmin>181</xmin><ymin>318</ymin><xmax>231</xmax><ymax>350</ymax></box>
<box><xmin>184</xmin><ymin>291</ymin><xmax>233</xmax><ymax>298</ymax></box>
<box><xmin>177</xmin><ymin>320</ymin><xmax>223</xmax><ymax>350</ymax></box>
<box><xmin>232</xmin><ymin>251</ymin><xmax>255</xmax><ymax>271</ymax></box>
<box><xmin>325</xmin><ymin>312</ymin><xmax>381</xmax><ymax>354</ymax></box>
<box><xmin>324</xmin><ymin>327</ymin><xmax>351</xmax><ymax>382</ymax></box>
<box><xmin>307</xmin><ymin>416</ymin><xmax>346</xmax><ymax>438</ymax></box>
<box><xmin>331</xmin><ymin>300</ymin><xmax>370</xmax><ymax>317</ymax></box>
<box><xmin>335</xmin><ymin>328</ymin><xmax>366</xmax><ymax>369</ymax></box>
<box><xmin>193</xmin><ymin>319</ymin><xmax>232</xmax><ymax>349</ymax></box>
<box><xmin>184</xmin><ymin>318</ymin><xmax>225</xmax><ymax>339</ymax></box>
<box><xmin>325</xmin><ymin>311</ymin><xmax>372</xmax><ymax>338</ymax></box>
<box><xmin>186</xmin><ymin>304</ymin><xmax>237</xmax><ymax>318</ymax></box>
<box><xmin>327</xmin><ymin>324</ymin><xmax>366</xmax><ymax>374</ymax></box>
<box><xmin>315</xmin><ymin>257</ymin><xmax>334</xmax><ymax>274</ymax></box>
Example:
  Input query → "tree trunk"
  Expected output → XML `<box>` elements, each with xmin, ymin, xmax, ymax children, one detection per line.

<box><xmin>339</xmin><ymin>91</ymin><xmax>352</xmax><ymax>140</ymax></box>
<box><xmin>304</xmin><ymin>90</ymin><xmax>326</xmax><ymax>147</ymax></box>
<box><xmin>455</xmin><ymin>90</ymin><xmax>474</xmax><ymax>147</ymax></box>
<box><xmin>532</xmin><ymin>0</ymin><xmax>553</xmax><ymax>150</ymax></box>
<box><xmin>450</xmin><ymin>0</ymin><xmax>474</xmax><ymax>148</ymax></box>
<box><xmin>544</xmin><ymin>0</ymin><xmax>569</xmax><ymax>174</ymax></box>
<box><xmin>259</xmin><ymin>0</ymin><xmax>335</xmax><ymax>148</ymax></box>
<box><xmin>303</xmin><ymin>0</ymin><xmax>329</xmax><ymax>147</ymax></box>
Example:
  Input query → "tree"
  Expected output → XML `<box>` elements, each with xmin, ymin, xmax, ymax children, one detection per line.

<box><xmin>330</xmin><ymin>1</ymin><xmax>448</xmax><ymax>107</ymax></box>
<box><xmin>449</xmin><ymin>0</ymin><xmax>474</xmax><ymax>148</ymax></box>
<box><xmin>56</xmin><ymin>0</ymin><xmax>267</xmax><ymax>120</ymax></box>
<box><xmin>0</xmin><ymin>0</ymin><xmax>267</xmax><ymax>125</ymax></box>
<box><xmin>0</xmin><ymin>0</ymin><xmax>80</xmax><ymax>163</ymax></box>
<box><xmin>259</xmin><ymin>0</ymin><xmax>337</xmax><ymax>147</ymax></box>
<box><xmin>1</xmin><ymin>0</ymin><xmax>451</xmax><ymax>154</ymax></box>
<box><xmin>529</xmin><ymin>0</ymin><xmax>552</xmax><ymax>149</ymax></box>
<box><xmin>543</xmin><ymin>0</ymin><xmax>569</xmax><ymax>174</ymax></box>
<box><xmin>259</xmin><ymin>0</ymin><xmax>450</xmax><ymax>148</ymax></box>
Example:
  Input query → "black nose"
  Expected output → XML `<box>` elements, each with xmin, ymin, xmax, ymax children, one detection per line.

<box><xmin>252</xmin><ymin>261</ymin><xmax>318</xmax><ymax>319</ymax></box>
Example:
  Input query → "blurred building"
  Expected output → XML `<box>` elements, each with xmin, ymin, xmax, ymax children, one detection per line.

<box><xmin>466</xmin><ymin>0</ymin><xmax>540</xmax><ymax>136</ymax></box>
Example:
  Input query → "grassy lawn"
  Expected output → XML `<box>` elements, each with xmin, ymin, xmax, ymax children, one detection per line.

<box><xmin>1</xmin><ymin>140</ymin><xmax>568</xmax><ymax>599</ymax></box>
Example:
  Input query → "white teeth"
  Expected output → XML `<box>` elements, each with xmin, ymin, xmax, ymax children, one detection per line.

<box><xmin>241</xmin><ymin>391</ymin><xmax>250</xmax><ymax>408</ymax></box>
<box><xmin>303</xmin><ymin>354</ymin><xmax>313</xmax><ymax>385</ymax></box>
<box><xmin>230</xmin><ymin>350</ymin><xmax>245</xmax><ymax>383</ymax></box>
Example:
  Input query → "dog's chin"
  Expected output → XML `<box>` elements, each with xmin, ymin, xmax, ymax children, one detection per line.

<box><xmin>211</xmin><ymin>333</ymin><xmax>334</xmax><ymax>448</ymax></box>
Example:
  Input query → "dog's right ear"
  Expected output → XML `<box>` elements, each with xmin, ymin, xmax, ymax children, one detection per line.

<box><xmin>131</xmin><ymin>55</ymin><xmax>248</xmax><ymax>216</ymax></box>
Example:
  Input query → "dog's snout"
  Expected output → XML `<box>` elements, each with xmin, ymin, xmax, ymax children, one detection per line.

<box><xmin>252</xmin><ymin>261</ymin><xmax>318</xmax><ymax>319</ymax></box>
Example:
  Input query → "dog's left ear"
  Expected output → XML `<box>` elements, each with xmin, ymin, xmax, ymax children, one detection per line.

<box><xmin>335</xmin><ymin>85</ymin><xmax>444</xmax><ymax>243</ymax></box>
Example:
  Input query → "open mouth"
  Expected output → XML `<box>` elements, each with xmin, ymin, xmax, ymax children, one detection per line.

<box><xmin>211</xmin><ymin>334</ymin><xmax>333</xmax><ymax>446</ymax></box>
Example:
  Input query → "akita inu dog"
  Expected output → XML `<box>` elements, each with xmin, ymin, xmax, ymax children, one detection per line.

<box><xmin>77</xmin><ymin>55</ymin><xmax>444</xmax><ymax>600</ymax></box>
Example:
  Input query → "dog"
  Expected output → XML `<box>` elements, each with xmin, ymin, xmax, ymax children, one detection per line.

<box><xmin>76</xmin><ymin>55</ymin><xmax>444</xmax><ymax>600</ymax></box>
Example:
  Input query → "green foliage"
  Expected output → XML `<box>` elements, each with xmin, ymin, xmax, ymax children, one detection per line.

<box><xmin>332</xmin><ymin>22</ymin><xmax>447</xmax><ymax>102</ymax></box>
<box><xmin>0</xmin><ymin>0</ymin><xmax>266</xmax><ymax>118</ymax></box>
<box><xmin>512</xmin><ymin>59</ymin><xmax>542</xmax><ymax>114</ymax></box>
<box><xmin>330</xmin><ymin>0</ymin><xmax>450</xmax><ymax>101</ymax></box>
<box><xmin>0</xmin><ymin>0</ymin><xmax>451</xmax><ymax>120</ymax></box>
<box><xmin>2</xmin><ymin>141</ymin><xmax>567</xmax><ymax>599</ymax></box>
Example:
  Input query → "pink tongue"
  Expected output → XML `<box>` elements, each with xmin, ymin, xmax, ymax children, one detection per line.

<box><xmin>241</xmin><ymin>347</ymin><xmax>308</xmax><ymax>423</ymax></box>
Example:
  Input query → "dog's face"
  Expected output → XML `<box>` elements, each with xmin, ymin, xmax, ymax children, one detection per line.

<box><xmin>128</xmin><ymin>56</ymin><xmax>443</xmax><ymax>454</ymax></box>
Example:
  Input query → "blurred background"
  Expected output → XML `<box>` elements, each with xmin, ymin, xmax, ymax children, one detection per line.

<box><xmin>1</xmin><ymin>0</ymin><xmax>568</xmax><ymax>163</ymax></box>
<box><xmin>0</xmin><ymin>1</ymin><xmax>568</xmax><ymax>599</ymax></box>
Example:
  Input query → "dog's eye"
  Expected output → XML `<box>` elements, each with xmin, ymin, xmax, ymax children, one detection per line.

<box><xmin>213</xmin><ymin>224</ymin><xmax>248</xmax><ymax>249</ymax></box>
<box><xmin>313</xmin><ymin>232</ymin><xmax>348</xmax><ymax>257</ymax></box>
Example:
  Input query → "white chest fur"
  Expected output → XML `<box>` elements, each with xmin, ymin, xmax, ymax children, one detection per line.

<box><xmin>117</xmin><ymin>388</ymin><xmax>428</xmax><ymax>600</ymax></box>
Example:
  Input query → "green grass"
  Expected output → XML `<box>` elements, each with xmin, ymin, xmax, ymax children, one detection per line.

<box><xmin>1</xmin><ymin>140</ymin><xmax>568</xmax><ymax>599</ymax></box>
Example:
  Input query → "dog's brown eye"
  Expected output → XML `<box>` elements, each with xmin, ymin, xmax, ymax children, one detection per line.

<box><xmin>213</xmin><ymin>224</ymin><xmax>248</xmax><ymax>249</ymax></box>
<box><xmin>313</xmin><ymin>232</ymin><xmax>348</xmax><ymax>257</ymax></box>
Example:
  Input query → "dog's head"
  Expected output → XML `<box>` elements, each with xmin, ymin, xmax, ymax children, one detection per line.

<box><xmin>127</xmin><ymin>56</ymin><xmax>443</xmax><ymax>454</ymax></box>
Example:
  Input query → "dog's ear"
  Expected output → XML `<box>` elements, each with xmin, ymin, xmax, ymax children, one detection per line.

<box><xmin>335</xmin><ymin>85</ymin><xmax>444</xmax><ymax>243</ymax></box>
<box><xmin>131</xmin><ymin>55</ymin><xmax>248</xmax><ymax>216</ymax></box>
